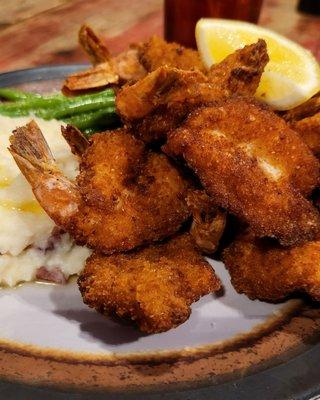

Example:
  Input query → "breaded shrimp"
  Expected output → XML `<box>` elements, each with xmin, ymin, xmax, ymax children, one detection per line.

<box><xmin>116</xmin><ymin>66</ymin><xmax>208</xmax><ymax>121</ymax></box>
<box><xmin>223</xmin><ymin>234</ymin><xmax>320</xmax><ymax>302</ymax></box>
<box><xmin>116</xmin><ymin>66</ymin><xmax>209</xmax><ymax>143</ymax></box>
<box><xmin>9</xmin><ymin>121</ymin><xmax>190</xmax><ymax>253</ymax></box>
<box><xmin>163</xmin><ymin>97</ymin><xmax>320</xmax><ymax>246</ymax></box>
<box><xmin>139</xmin><ymin>35</ymin><xmax>205</xmax><ymax>72</ymax></box>
<box><xmin>78</xmin><ymin>233</ymin><xmax>221</xmax><ymax>333</ymax></box>
<box><xmin>116</xmin><ymin>41</ymin><xmax>269</xmax><ymax>144</ymax></box>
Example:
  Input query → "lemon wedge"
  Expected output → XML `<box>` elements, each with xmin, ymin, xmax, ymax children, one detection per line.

<box><xmin>196</xmin><ymin>18</ymin><xmax>320</xmax><ymax>110</ymax></box>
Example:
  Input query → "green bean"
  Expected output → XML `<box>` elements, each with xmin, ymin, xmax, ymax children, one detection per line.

<box><xmin>39</xmin><ymin>96</ymin><xmax>115</xmax><ymax>119</ymax></box>
<box><xmin>0</xmin><ymin>88</ymin><xmax>66</xmax><ymax>102</ymax></box>
<box><xmin>0</xmin><ymin>87</ymin><xmax>113</xmax><ymax>101</ymax></box>
<box><xmin>0</xmin><ymin>97</ymin><xmax>64</xmax><ymax>112</ymax></box>
<box><xmin>0</xmin><ymin>88</ymin><xmax>114</xmax><ymax>111</ymax></box>
<box><xmin>0</xmin><ymin>109</ymin><xmax>30</xmax><ymax>116</ymax></box>
<box><xmin>0</xmin><ymin>87</ymin><xmax>118</xmax><ymax>132</ymax></box>
<box><xmin>0</xmin><ymin>88</ymin><xmax>42</xmax><ymax>101</ymax></box>
<box><xmin>63</xmin><ymin>108</ymin><xmax>118</xmax><ymax>130</ymax></box>
<box><xmin>66</xmin><ymin>88</ymin><xmax>114</xmax><ymax>100</ymax></box>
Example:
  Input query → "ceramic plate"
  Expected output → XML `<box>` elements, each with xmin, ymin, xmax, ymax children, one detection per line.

<box><xmin>0</xmin><ymin>66</ymin><xmax>320</xmax><ymax>400</ymax></box>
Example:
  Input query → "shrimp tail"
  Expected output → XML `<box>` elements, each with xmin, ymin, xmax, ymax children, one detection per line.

<box><xmin>78</xmin><ymin>24</ymin><xmax>111</xmax><ymax>65</ymax></box>
<box><xmin>9</xmin><ymin>120</ymin><xmax>57</xmax><ymax>179</ymax></box>
<box><xmin>9</xmin><ymin>120</ymin><xmax>80</xmax><ymax>226</ymax></box>
<box><xmin>61</xmin><ymin>124</ymin><xmax>89</xmax><ymax>157</ymax></box>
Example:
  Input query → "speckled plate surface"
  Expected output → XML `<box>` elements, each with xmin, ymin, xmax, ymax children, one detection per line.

<box><xmin>0</xmin><ymin>66</ymin><xmax>320</xmax><ymax>400</ymax></box>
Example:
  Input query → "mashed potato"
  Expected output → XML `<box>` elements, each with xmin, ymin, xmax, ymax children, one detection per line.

<box><xmin>0</xmin><ymin>116</ymin><xmax>91</xmax><ymax>286</ymax></box>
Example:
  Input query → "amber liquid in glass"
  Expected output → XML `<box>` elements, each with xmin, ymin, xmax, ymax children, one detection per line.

<box><xmin>165</xmin><ymin>0</ymin><xmax>264</xmax><ymax>48</ymax></box>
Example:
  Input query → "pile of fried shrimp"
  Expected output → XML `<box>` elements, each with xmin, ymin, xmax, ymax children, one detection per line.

<box><xmin>9</xmin><ymin>25</ymin><xmax>320</xmax><ymax>333</ymax></box>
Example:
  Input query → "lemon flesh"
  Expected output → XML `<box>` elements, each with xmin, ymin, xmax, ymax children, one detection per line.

<box><xmin>196</xmin><ymin>18</ymin><xmax>320</xmax><ymax>110</ymax></box>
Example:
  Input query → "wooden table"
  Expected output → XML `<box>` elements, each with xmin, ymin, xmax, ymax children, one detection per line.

<box><xmin>0</xmin><ymin>0</ymin><xmax>319</xmax><ymax>72</ymax></box>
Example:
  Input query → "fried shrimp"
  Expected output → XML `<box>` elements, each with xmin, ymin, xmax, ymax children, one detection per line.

<box><xmin>78</xmin><ymin>233</ymin><xmax>221</xmax><ymax>333</ymax></box>
<box><xmin>9</xmin><ymin>121</ymin><xmax>190</xmax><ymax>253</ymax></box>
<box><xmin>116</xmin><ymin>40</ymin><xmax>269</xmax><ymax>144</ymax></box>
<box><xmin>139</xmin><ymin>35</ymin><xmax>205</xmax><ymax>72</ymax></box>
<box><xmin>163</xmin><ymin>97</ymin><xmax>320</xmax><ymax>245</ymax></box>
<box><xmin>223</xmin><ymin>234</ymin><xmax>320</xmax><ymax>302</ymax></box>
<box><xmin>116</xmin><ymin>66</ymin><xmax>208</xmax><ymax>121</ymax></box>
<box><xmin>116</xmin><ymin>66</ymin><xmax>209</xmax><ymax>143</ymax></box>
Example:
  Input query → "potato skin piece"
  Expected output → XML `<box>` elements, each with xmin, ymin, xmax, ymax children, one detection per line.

<box><xmin>163</xmin><ymin>97</ymin><xmax>320</xmax><ymax>245</ymax></box>
<box><xmin>78</xmin><ymin>234</ymin><xmax>221</xmax><ymax>333</ymax></box>
<box><xmin>223</xmin><ymin>234</ymin><xmax>320</xmax><ymax>301</ymax></box>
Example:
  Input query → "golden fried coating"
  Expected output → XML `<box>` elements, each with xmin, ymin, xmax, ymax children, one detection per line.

<box><xmin>78</xmin><ymin>234</ymin><xmax>221</xmax><ymax>333</ymax></box>
<box><xmin>116</xmin><ymin>66</ymin><xmax>209</xmax><ymax>143</ymax></box>
<box><xmin>291</xmin><ymin>113</ymin><xmax>320</xmax><ymax>157</ymax></box>
<box><xmin>9</xmin><ymin>122</ymin><xmax>190</xmax><ymax>254</ymax></box>
<box><xmin>139</xmin><ymin>35</ymin><xmax>205</xmax><ymax>72</ymax></box>
<box><xmin>116</xmin><ymin>41</ymin><xmax>269</xmax><ymax>144</ymax></box>
<box><xmin>186</xmin><ymin>189</ymin><xmax>226</xmax><ymax>254</ymax></box>
<box><xmin>116</xmin><ymin>66</ymin><xmax>208</xmax><ymax>121</ymax></box>
<box><xmin>163</xmin><ymin>97</ymin><xmax>320</xmax><ymax>245</ymax></box>
<box><xmin>223</xmin><ymin>234</ymin><xmax>320</xmax><ymax>301</ymax></box>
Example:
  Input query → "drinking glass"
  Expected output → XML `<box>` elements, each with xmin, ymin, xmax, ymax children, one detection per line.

<box><xmin>164</xmin><ymin>0</ymin><xmax>264</xmax><ymax>48</ymax></box>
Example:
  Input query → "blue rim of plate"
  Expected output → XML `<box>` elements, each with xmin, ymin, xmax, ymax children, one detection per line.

<box><xmin>0</xmin><ymin>64</ymin><xmax>88</xmax><ymax>86</ymax></box>
<box><xmin>0</xmin><ymin>65</ymin><xmax>319</xmax><ymax>400</ymax></box>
